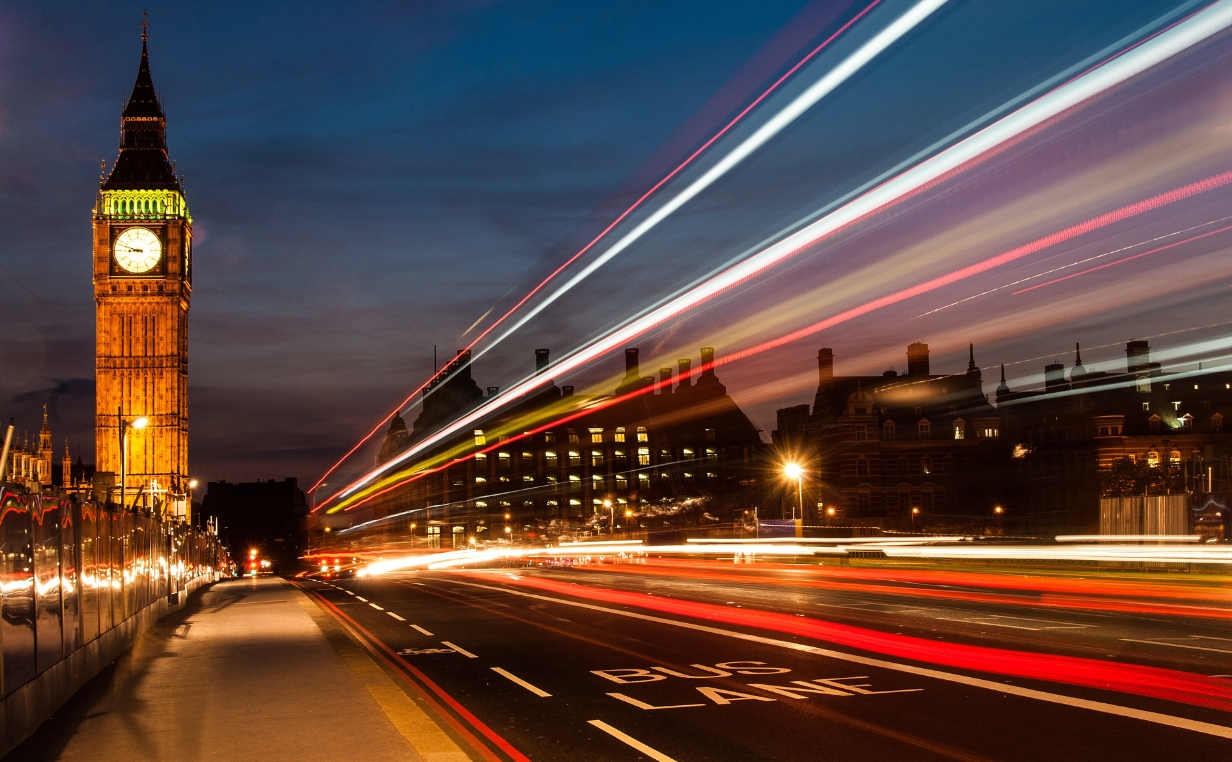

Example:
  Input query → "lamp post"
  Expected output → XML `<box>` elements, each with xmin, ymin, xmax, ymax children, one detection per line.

<box><xmin>911</xmin><ymin>506</ymin><xmax>920</xmax><ymax>532</ymax></box>
<box><xmin>603</xmin><ymin>499</ymin><xmax>613</xmax><ymax>536</ymax></box>
<box><xmin>783</xmin><ymin>463</ymin><xmax>803</xmax><ymax>521</ymax></box>
<box><xmin>187</xmin><ymin>479</ymin><xmax>198</xmax><ymax>524</ymax></box>
<box><xmin>117</xmin><ymin>408</ymin><xmax>148</xmax><ymax>511</ymax></box>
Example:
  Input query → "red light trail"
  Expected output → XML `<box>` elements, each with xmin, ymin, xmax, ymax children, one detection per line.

<box><xmin>306</xmin><ymin>0</ymin><xmax>883</xmax><ymax>496</ymax></box>
<box><xmin>475</xmin><ymin>573</ymin><xmax>1232</xmax><ymax>713</ymax></box>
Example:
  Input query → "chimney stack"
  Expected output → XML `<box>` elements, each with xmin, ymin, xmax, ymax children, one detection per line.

<box><xmin>677</xmin><ymin>358</ymin><xmax>692</xmax><ymax>389</ymax></box>
<box><xmin>535</xmin><ymin>348</ymin><xmax>550</xmax><ymax>375</ymax></box>
<box><xmin>907</xmin><ymin>342</ymin><xmax>930</xmax><ymax>376</ymax></box>
<box><xmin>624</xmin><ymin>348</ymin><xmax>640</xmax><ymax>379</ymax></box>
<box><xmin>700</xmin><ymin>347</ymin><xmax>715</xmax><ymax>376</ymax></box>
<box><xmin>817</xmin><ymin>348</ymin><xmax>834</xmax><ymax>387</ymax></box>
<box><xmin>659</xmin><ymin>367</ymin><xmax>674</xmax><ymax>392</ymax></box>
<box><xmin>1044</xmin><ymin>362</ymin><xmax>1069</xmax><ymax>392</ymax></box>
<box><xmin>1126</xmin><ymin>340</ymin><xmax>1150</xmax><ymax>373</ymax></box>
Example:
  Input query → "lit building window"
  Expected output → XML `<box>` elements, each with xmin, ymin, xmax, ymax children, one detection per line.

<box><xmin>1170</xmin><ymin>449</ymin><xmax>1182</xmax><ymax>466</ymax></box>
<box><xmin>920</xmin><ymin>456</ymin><xmax>932</xmax><ymax>475</ymax></box>
<box><xmin>474</xmin><ymin>429</ymin><xmax>486</xmax><ymax>446</ymax></box>
<box><xmin>545</xmin><ymin>451</ymin><xmax>558</xmax><ymax>467</ymax></box>
<box><xmin>1142</xmin><ymin>402</ymin><xmax>1150</xmax><ymax>411</ymax></box>
<box><xmin>1180</xmin><ymin>414</ymin><xmax>1193</xmax><ymax>430</ymax></box>
<box><xmin>637</xmin><ymin>472</ymin><xmax>650</xmax><ymax>484</ymax></box>
<box><xmin>614</xmin><ymin>451</ymin><xmax>627</xmax><ymax>468</ymax></box>
<box><xmin>521</xmin><ymin>452</ymin><xmax>534</xmax><ymax>466</ymax></box>
<box><xmin>705</xmin><ymin>448</ymin><xmax>717</xmax><ymax>463</ymax></box>
<box><xmin>474</xmin><ymin>453</ymin><xmax>487</xmax><ymax>464</ymax></box>
<box><xmin>544</xmin><ymin>432</ymin><xmax>556</xmax><ymax>444</ymax></box>
<box><xmin>983</xmin><ymin>427</ymin><xmax>998</xmax><ymax>438</ymax></box>
<box><xmin>475</xmin><ymin>501</ymin><xmax>488</xmax><ymax>508</ymax></box>
<box><xmin>523</xmin><ymin>475</ymin><xmax>534</xmax><ymax>482</ymax></box>
<box><xmin>683</xmin><ymin>448</ymin><xmax>694</xmax><ymax>459</ymax></box>
<box><xmin>568</xmin><ymin>429</ymin><xmax>579</xmax><ymax>444</ymax></box>
<box><xmin>498</xmin><ymin>452</ymin><xmax>511</xmax><ymax>468</ymax></box>
<box><xmin>590</xmin><ymin>428</ymin><xmax>604</xmax><ymax>443</ymax></box>
<box><xmin>1147</xmin><ymin>451</ymin><xmax>1160</xmax><ymax>468</ymax></box>
<box><xmin>568</xmin><ymin>451</ymin><xmax>581</xmax><ymax>467</ymax></box>
<box><xmin>637</xmin><ymin>426</ymin><xmax>649</xmax><ymax>442</ymax></box>
<box><xmin>569</xmin><ymin>499</ymin><xmax>581</xmax><ymax>506</ymax></box>
<box><xmin>615</xmin><ymin>427</ymin><xmax>626</xmax><ymax>443</ymax></box>
<box><xmin>953</xmin><ymin>419</ymin><xmax>965</xmax><ymax>440</ymax></box>
<box><xmin>475</xmin><ymin>477</ymin><xmax>487</xmax><ymax>484</ymax></box>
<box><xmin>591</xmin><ymin>451</ymin><xmax>603</xmax><ymax>467</ymax></box>
<box><xmin>569</xmin><ymin>474</ymin><xmax>581</xmax><ymax>490</ymax></box>
<box><xmin>615</xmin><ymin>475</ymin><xmax>628</xmax><ymax>490</ymax></box>
<box><xmin>637</xmin><ymin>448</ymin><xmax>650</xmax><ymax>466</ymax></box>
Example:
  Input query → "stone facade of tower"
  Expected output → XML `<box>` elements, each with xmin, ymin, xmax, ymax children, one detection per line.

<box><xmin>94</xmin><ymin>32</ymin><xmax>191</xmax><ymax>509</ymax></box>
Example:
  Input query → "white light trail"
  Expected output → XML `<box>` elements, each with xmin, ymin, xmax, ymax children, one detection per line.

<box><xmin>331</xmin><ymin>0</ymin><xmax>1232</xmax><ymax>505</ymax></box>
<box><xmin>483</xmin><ymin>0</ymin><xmax>951</xmax><ymax>349</ymax></box>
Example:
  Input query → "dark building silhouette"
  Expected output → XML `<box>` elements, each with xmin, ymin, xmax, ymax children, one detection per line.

<box><xmin>369</xmin><ymin>347</ymin><xmax>763</xmax><ymax>544</ymax></box>
<box><xmin>774</xmin><ymin>343</ymin><xmax>1007</xmax><ymax>527</ymax></box>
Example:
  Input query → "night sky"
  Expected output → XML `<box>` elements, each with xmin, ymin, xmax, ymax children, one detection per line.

<box><xmin>3</xmin><ymin>0</ymin><xmax>1231</xmax><ymax>488</ymax></box>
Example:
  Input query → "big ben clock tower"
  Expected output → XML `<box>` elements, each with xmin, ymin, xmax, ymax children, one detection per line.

<box><xmin>94</xmin><ymin>22</ymin><xmax>191</xmax><ymax>515</ymax></box>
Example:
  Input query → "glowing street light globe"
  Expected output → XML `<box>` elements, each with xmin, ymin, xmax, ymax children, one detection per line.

<box><xmin>130</xmin><ymin>416</ymin><xmax>149</xmax><ymax>430</ymax></box>
<box><xmin>783</xmin><ymin>463</ymin><xmax>803</xmax><ymax>480</ymax></box>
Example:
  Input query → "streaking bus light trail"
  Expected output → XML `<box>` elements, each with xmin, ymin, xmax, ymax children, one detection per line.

<box><xmin>322</xmin><ymin>1</ymin><xmax>1232</xmax><ymax>509</ymax></box>
<box><xmin>306</xmin><ymin>0</ymin><xmax>887</xmax><ymax>496</ymax></box>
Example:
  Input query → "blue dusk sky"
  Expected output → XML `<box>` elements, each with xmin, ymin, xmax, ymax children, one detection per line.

<box><xmin>2</xmin><ymin>0</ymin><xmax>1231</xmax><ymax>486</ymax></box>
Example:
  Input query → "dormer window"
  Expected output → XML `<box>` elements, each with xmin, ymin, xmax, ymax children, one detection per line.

<box><xmin>1213</xmin><ymin>413</ymin><xmax>1224</xmax><ymax>432</ymax></box>
<box><xmin>953</xmin><ymin>419</ymin><xmax>966</xmax><ymax>440</ymax></box>
<box><xmin>918</xmin><ymin>420</ymin><xmax>931</xmax><ymax>439</ymax></box>
<box><xmin>883</xmin><ymin>421</ymin><xmax>896</xmax><ymax>441</ymax></box>
<box><xmin>1148</xmin><ymin>415</ymin><xmax>1161</xmax><ymax>434</ymax></box>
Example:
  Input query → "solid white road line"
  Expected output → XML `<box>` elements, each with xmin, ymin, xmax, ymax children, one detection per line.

<box><xmin>442</xmin><ymin>641</ymin><xmax>477</xmax><ymax>659</ymax></box>
<box><xmin>588</xmin><ymin>720</ymin><xmax>678</xmax><ymax>762</ymax></box>
<box><xmin>492</xmin><ymin>667</ymin><xmax>551</xmax><ymax>697</ymax></box>
<box><xmin>450</xmin><ymin>580</ymin><xmax>1232</xmax><ymax>740</ymax></box>
<box><xmin>411</xmin><ymin>624</ymin><xmax>433</xmax><ymax>636</ymax></box>
<box><xmin>1122</xmin><ymin>638</ymin><xmax>1232</xmax><ymax>655</ymax></box>
<box><xmin>370</xmin><ymin>603</ymin><xmax>384</xmax><ymax>611</ymax></box>
<box><xmin>387</xmin><ymin>612</ymin><xmax>406</xmax><ymax>621</ymax></box>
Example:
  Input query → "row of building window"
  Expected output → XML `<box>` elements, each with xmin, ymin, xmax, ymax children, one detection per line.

<box><xmin>858</xmin><ymin>420</ymin><xmax>999</xmax><ymax>441</ymax></box>
<box><xmin>853</xmin><ymin>455</ymin><xmax>952</xmax><ymax>477</ymax></box>
<box><xmin>473</xmin><ymin>427</ymin><xmax>721</xmax><ymax>447</ymax></box>
<box><xmin>473</xmin><ymin>448</ymin><xmax>718</xmax><ymax>469</ymax></box>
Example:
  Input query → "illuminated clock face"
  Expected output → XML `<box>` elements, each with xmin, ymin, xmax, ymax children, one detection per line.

<box><xmin>113</xmin><ymin>227</ymin><xmax>162</xmax><ymax>273</ymax></box>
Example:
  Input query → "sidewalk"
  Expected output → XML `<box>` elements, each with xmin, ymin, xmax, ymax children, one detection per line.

<box><xmin>7</xmin><ymin>577</ymin><xmax>470</xmax><ymax>762</ymax></box>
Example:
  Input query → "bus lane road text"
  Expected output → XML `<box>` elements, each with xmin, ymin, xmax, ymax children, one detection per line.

<box><xmin>591</xmin><ymin>661</ymin><xmax>923</xmax><ymax>710</ymax></box>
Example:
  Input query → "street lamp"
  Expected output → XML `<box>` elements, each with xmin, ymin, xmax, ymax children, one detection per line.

<box><xmin>911</xmin><ymin>506</ymin><xmax>920</xmax><ymax>532</ymax></box>
<box><xmin>783</xmin><ymin>463</ymin><xmax>804</xmax><ymax>520</ymax></box>
<box><xmin>603</xmin><ymin>499</ymin><xmax>613</xmax><ymax>535</ymax></box>
<box><xmin>118</xmin><ymin>409</ymin><xmax>148</xmax><ymax>511</ymax></box>
<box><xmin>993</xmin><ymin>505</ymin><xmax>1004</xmax><ymax>515</ymax></box>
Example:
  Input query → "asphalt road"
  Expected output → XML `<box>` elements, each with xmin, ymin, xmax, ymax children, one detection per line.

<box><xmin>298</xmin><ymin>562</ymin><xmax>1232</xmax><ymax>761</ymax></box>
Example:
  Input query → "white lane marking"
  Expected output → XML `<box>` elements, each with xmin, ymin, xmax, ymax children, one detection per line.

<box><xmin>345</xmin><ymin>591</ymin><xmax>355</xmax><ymax>596</ymax></box>
<box><xmin>355</xmin><ymin>596</ymin><xmax>368</xmax><ymax>602</ymax></box>
<box><xmin>492</xmin><ymin>667</ymin><xmax>551</xmax><ymax>697</ymax></box>
<box><xmin>387</xmin><ymin>612</ymin><xmax>406</xmax><ymax>621</ymax></box>
<box><xmin>449</xmin><ymin>580</ymin><xmax>1232</xmax><ymax>740</ymax></box>
<box><xmin>442</xmin><ymin>641</ymin><xmax>477</xmax><ymax>659</ymax></box>
<box><xmin>588</xmin><ymin>720</ymin><xmax>678</xmax><ymax>762</ymax></box>
<box><xmin>1122</xmin><ymin>638</ymin><xmax>1232</xmax><ymax>655</ymax></box>
<box><xmin>370</xmin><ymin>603</ymin><xmax>385</xmax><ymax>611</ymax></box>
<box><xmin>411</xmin><ymin>624</ymin><xmax>434</xmax><ymax>636</ymax></box>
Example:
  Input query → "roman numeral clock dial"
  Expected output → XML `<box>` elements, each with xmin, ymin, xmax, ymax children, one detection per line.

<box><xmin>113</xmin><ymin>226</ymin><xmax>161</xmax><ymax>273</ymax></box>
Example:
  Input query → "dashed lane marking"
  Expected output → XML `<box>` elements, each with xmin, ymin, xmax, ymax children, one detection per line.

<box><xmin>442</xmin><ymin>641</ymin><xmax>477</xmax><ymax>659</ymax></box>
<box><xmin>411</xmin><ymin>624</ymin><xmax>434</xmax><ymax>636</ymax></box>
<box><xmin>356</xmin><ymin>596</ymin><xmax>369</xmax><ymax>602</ymax></box>
<box><xmin>387</xmin><ymin>612</ymin><xmax>406</xmax><ymax>621</ymax></box>
<box><xmin>370</xmin><ymin>603</ymin><xmax>385</xmax><ymax>611</ymax></box>
<box><xmin>588</xmin><ymin>720</ymin><xmax>678</xmax><ymax>762</ymax></box>
<box><xmin>492</xmin><ymin>667</ymin><xmax>551</xmax><ymax>697</ymax></box>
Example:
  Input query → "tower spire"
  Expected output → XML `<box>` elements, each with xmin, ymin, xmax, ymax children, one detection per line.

<box><xmin>995</xmin><ymin>363</ymin><xmax>1011</xmax><ymax>402</ymax></box>
<box><xmin>102</xmin><ymin>15</ymin><xmax>179</xmax><ymax>191</ymax></box>
<box><xmin>1070</xmin><ymin>342</ymin><xmax>1087</xmax><ymax>384</ymax></box>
